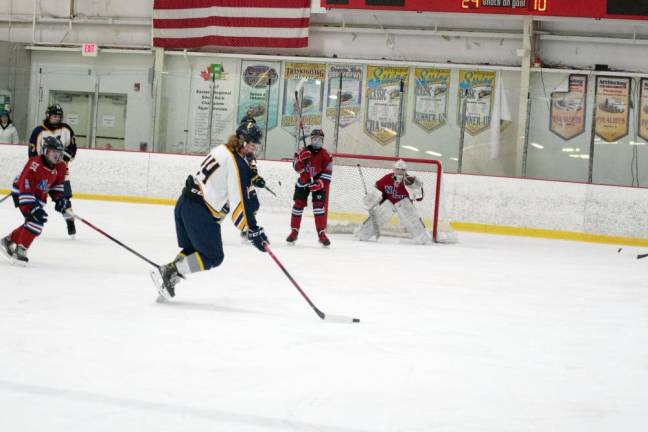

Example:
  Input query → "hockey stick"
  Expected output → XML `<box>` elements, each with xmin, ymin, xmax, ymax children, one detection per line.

<box><xmin>264</xmin><ymin>244</ymin><xmax>360</xmax><ymax>324</ymax></box>
<box><xmin>263</xmin><ymin>185</ymin><xmax>277</xmax><ymax>197</ymax></box>
<box><xmin>638</xmin><ymin>253</ymin><xmax>648</xmax><ymax>260</ymax></box>
<box><xmin>357</xmin><ymin>164</ymin><xmax>381</xmax><ymax>240</ymax></box>
<box><xmin>66</xmin><ymin>210</ymin><xmax>160</xmax><ymax>269</ymax></box>
<box><xmin>0</xmin><ymin>193</ymin><xmax>11</xmax><ymax>204</ymax></box>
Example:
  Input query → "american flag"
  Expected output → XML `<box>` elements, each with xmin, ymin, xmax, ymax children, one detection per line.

<box><xmin>153</xmin><ymin>0</ymin><xmax>311</xmax><ymax>49</ymax></box>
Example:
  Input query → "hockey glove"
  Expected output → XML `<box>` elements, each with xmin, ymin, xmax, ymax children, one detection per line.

<box><xmin>251</xmin><ymin>175</ymin><xmax>266</xmax><ymax>189</ymax></box>
<box><xmin>297</xmin><ymin>149</ymin><xmax>312</xmax><ymax>163</ymax></box>
<box><xmin>54</xmin><ymin>198</ymin><xmax>70</xmax><ymax>213</ymax></box>
<box><xmin>28</xmin><ymin>206</ymin><xmax>48</xmax><ymax>224</ymax></box>
<box><xmin>247</xmin><ymin>226</ymin><xmax>269</xmax><ymax>252</ymax></box>
<box><xmin>308</xmin><ymin>179</ymin><xmax>325</xmax><ymax>192</ymax></box>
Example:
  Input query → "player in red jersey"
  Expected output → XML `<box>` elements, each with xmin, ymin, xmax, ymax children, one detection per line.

<box><xmin>1</xmin><ymin>137</ymin><xmax>69</xmax><ymax>264</ymax></box>
<box><xmin>286</xmin><ymin>129</ymin><xmax>333</xmax><ymax>246</ymax></box>
<box><xmin>355</xmin><ymin>159</ymin><xmax>430</xmax><ymax>244</ymax></box>
<box><xmin>28</xmin><ymin>104</ymin><xmax>78</xmax><ymax>237</ymax></box>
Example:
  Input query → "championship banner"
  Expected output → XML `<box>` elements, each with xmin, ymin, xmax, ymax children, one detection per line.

<box><xmin>364</xmin><ymin>65</ymin><xmax>409</xmax><ymax>145</ymax></box>
<box><xmin>326</xmin><ymin>64</ymin><xmax>363</xmax><ymax>128</ymax></box>
<box><xmin>549</xmin><ymin>74</ymin><xmax>587</xmax><ymax>141</ymax></box>
<box><xmin>281</xmin><ymin>62</ymin><xmax>326</xmax><ymax>137</ymax></box>
<box><xmin>237</xmin><ymin>60</ymin><xmax>280</xmax><ymax>132</ymax></box>
<box><xmin>188</xmin><ymin>59</ymin><xmax>238</xmax><ymax>154</ymax></box>
<box><xmin>413</xmin><ymin>68</ymin><xmax>450</xmax><ymax>132</ymax></box>
<box><xmin>639</xmin><ymin>79</ymin><xmax>648</xmax><ymax>142</ymax></box>
<box><xmin>457</xmin><ymin>70</ymin><xmax>496</xmax><ymax>136</ymax></box>
<box><xmin>595</xmin><ymin>76</ymin><xmax>631</xmax><ymax>142</ymax></box>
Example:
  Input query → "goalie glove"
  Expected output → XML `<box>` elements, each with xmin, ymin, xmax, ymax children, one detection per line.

<box><xmin>404</xmin><ymin>176</ymin><xmax>423</xmax><ymax>201</ymax></box>
<box><xmin>362</xmin><ymin>189</ymin><xmax>383</xmax><ymax>210</ymax></box>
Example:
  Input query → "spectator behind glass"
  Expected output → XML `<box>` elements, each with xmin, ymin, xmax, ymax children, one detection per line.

<box><xmin>0</xmin><ymin>110</ymin><xmax>19</xmax><ymax>144</ymax></box>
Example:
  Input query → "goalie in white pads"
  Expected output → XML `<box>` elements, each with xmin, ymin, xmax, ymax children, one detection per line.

<box><xmin>355</xmin><ymin>160</ymin><xmax>431</xmax><ymax>244</ymax></box>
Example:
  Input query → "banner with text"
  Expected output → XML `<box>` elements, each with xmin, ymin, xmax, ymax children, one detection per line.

<box><xmin>595</xmin><ymin>76</ymin><xmax>630</xmax><ymax>142</ymax></box>
<box><xmin>326</xmin><ymin>64</ymin><xmax>363</xmax><ymax>128</ymax></box>
<box><xmin>364</xmin><ymin>65</ymin><xmax>409</xmax><ymax>145</ymax></box>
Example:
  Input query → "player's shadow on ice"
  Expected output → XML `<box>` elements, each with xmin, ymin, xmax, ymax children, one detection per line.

<box><xmin>0</xmin><ymin>379</ymin><xmax>371</xmax><ymax>432</ymax></box>
<box><xmin>158</xmin><ymin>300</ymin><xmax>273</xmax><ymax>317</ymax></box>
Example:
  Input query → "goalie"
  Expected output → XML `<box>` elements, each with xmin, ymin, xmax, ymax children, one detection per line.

<box><xmin>354</xmin><ymin>160</ymin><xmax>431</xmax><ymax>244</ymax></box>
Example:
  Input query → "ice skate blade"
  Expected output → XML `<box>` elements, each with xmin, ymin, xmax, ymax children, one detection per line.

<box><xmin>10</xmin><ymin>258</ymin><xmax>28</xmax><ymax>267</ymax></box>
<box><xmin>149</xmin><ymin>270</ymin><xmax>171</xmax><ymax>301</ymax></box>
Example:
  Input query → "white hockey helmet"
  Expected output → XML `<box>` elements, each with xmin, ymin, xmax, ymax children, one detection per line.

<box><xmin>393</xmin><ymin>159</ymin><xmax>407</xmax><ymax>180</ymax></box>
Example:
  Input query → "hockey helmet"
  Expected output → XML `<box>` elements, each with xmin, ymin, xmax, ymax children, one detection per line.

<box><xmin>236</xmin><ymin>120</ymin><xmax>263</xmax><ymax>144</ymax></box>
<box><xmin>393</xmin><ymin>159</ymin><xmax>407</xmax><ymax>180</ymax></box>
<box><xmin>309</xmin><ymin>129</ymin><xmax>325</xmax><ymax>149</ymax></box>
<box><xmin>46</xmin><ymin>104</ymin><xmax>64</xmax><ymax>125</ymax></box>
<box><xmin>42</xmin><ymin>136</ymin><xmax>64</xmax><ymax>165</ymax></box>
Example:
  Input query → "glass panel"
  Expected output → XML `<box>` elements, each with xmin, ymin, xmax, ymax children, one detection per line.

<box><xmin>0</xmin><ymin>42</ymin><xmax>32</xmax><ymax>146</ymax></box>
<box><xmin>591</xmin><ymin>76</ymin><xmax>648</xmax><ymax>187</ymax></box>
<box><xmin>525</xmin><ymin>71</ymin><xmax>592</xmax><ymax>182</ymax></box>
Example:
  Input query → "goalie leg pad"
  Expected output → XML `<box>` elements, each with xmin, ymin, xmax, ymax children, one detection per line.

<box><xmin>354</xmin><ymin>200</ymin><xmax>395</xmax><ymax>241</ymax></box>
<box><xmin>395</xmin><ymin>199</ymin><xmax>432</xmax><ymax>244</ymax></box>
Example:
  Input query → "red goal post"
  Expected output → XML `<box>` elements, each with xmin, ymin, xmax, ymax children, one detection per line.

<box><xmin>329</xmin><ymin>153</ymin><xmax>455</xmax><ymax>243</ymax></box>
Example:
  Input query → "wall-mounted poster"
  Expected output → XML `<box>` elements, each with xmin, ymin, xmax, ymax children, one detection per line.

<box><xmin>639</xmin><ymin>79</ymin><xmax>648</xmax><ymax>142</ymax></box>
<box><xmin>237</xmin><ymin>60</ymin><xmax>280</xmax><ymax>132</ymax></box>
<box><xmin>326</xmin><ymin>64</ymin><xmax>363</xmax><ymax>128</ymax></box>
<box><xmin>457</xmin><ymin>70</ymin><xmax>496</xmax><ymax>136</ymax></box>
<box><xmin>281</xmin><ymin>62</ymin><xmax>326</xmax><ymax>137</ymax></box>
<box><xmin>549</xmin><ymin>74</ymin><xmax>587</xmax><ymax>141</ymax></box>
<box><xmin>189</xmin><ymin>60</ymin><xmax>238</xmax><ymax>154</ymax></box>
<box><xmin>595</xmin><ymin>76</ymin><xmax>631</xmax><ymax>142</ymax></box>
<box><xmin>364</xmin><ymin>65</ymin><xmax>409</xmax><ymax>145</ymax></box>
<box><xmin>413</xmin><ymin>68</ymin><xmax>450</xmax><ymax>132</ymax></box>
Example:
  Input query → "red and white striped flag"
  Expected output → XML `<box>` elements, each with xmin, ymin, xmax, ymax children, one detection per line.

<box><xmin>153</xmin><ymin>0</ymin><xmax>311</xmax><ymax>49</ymax></box>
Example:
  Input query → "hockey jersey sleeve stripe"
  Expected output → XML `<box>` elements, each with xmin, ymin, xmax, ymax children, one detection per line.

<box><xmin>320</xmin><ymin>173</ymin><xmax>332</xmax><ymax>181</ymax></box>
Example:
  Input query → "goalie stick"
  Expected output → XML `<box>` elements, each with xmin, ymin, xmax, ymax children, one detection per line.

<box><xmin>357</xmin><ymin>164</ymin><xmax>381</xmax><ymax>240</ymax></box>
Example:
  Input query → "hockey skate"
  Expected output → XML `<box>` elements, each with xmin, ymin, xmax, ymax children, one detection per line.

<box><xmin>150</xmin><ymin>262</ymin><xmax>183</xmax><ymax>302</ymax></box>
<box><xmin>286</xmin><ymin>228</ymin><xmax>299</xmax><ymax>245</ymax></box>
<box><xmin>318</xmin><ymin>230</ymin><xmax>331</xmax><ymax>247</ymax></box>
<box><xmin>1</xmin><ymin>236</ymin><xmax>15</xmax><ymax>260</ymax></box>
<box><xmin>12</xmin><ymin>245</ymin><xmax>29</xmax><ymax>265</ymax></box>
<box><xmin>66</xmin><ymin>219</ymin><xmax>76</xmax><ymax>238</ymax></box>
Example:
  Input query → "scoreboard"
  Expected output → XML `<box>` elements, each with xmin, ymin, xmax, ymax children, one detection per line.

<box><xmin>320</xmin><ymin>1</ymin><xmax>648</xmax><ymax>20</ymax></box>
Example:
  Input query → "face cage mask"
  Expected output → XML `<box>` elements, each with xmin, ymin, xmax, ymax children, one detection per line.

<box><xmin>310</xmin><ymin>136</ymin><xmax>323</xmax><ymax>149</ymax></box>
<box><xmin>45</xmin><ymin>148</ymin><xmax>63</xmax><ymax>165</ymax></box>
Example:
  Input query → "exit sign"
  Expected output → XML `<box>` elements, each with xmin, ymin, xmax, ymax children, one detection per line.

<box><xmin>82</xmin><ymin>43</ymin><xmax>98</xmax><ymax>57</ymax></box>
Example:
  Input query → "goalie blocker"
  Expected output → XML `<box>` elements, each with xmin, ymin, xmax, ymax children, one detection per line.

<box><xmin>354</xmin><ymin>160</ymin><xmax>432</xmax><ymax>244</ymax></box>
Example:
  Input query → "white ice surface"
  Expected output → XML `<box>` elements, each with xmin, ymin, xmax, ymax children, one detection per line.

<box><xmin>1</xmin><ymin>199</ymin><xmax>648</xmax><ymax>432</ymax></box>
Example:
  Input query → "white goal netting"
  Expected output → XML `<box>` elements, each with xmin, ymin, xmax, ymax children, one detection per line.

<box><xmin>327</xmin><ymin>153</ymin><xmax>456</xmax><ymax>243</ymax></box>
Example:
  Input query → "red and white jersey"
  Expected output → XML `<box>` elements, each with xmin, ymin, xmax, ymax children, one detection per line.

<box><xmin>375</xmin><ymin>173</ymin><xmax>417</xmax><ymax>205</ymax></box>
<box><xmin>12</xmin><ymin>156</ymin><xmax>67</xmax><ymax>209</ymax></box>
<box><xmin>293</xmin><ymin>146</ymin><xmax>333</xmax><ymax>188</ymax></box>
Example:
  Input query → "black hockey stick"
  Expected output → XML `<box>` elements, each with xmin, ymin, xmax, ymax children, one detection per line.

<box><xmin>264</xmin><ymin>244</ymin><xmax>360</xmax><ymax>324</ymax></box>
<box><xmin>357</xmin><ymin>164</ymin><xmax>381</xmax><ymax>240</ymax></box>
<box><xmin>0</xmin><ymin>193</ymin><xmax>11</xmax><ymax>204</ymax></box>
<box><xmin>638</xmin><ymin>253</ymin><xmax>648</xmax><ymax>260</ymax></box>
<box><xmin>66</xmin><ymin>210</ymin><xmax>160</xmax><ymax>269</ymax></box>
<box><xmin>263</xmin><ymin>185</ymin><xmax>277</xmax><ymax>197</ymax></box>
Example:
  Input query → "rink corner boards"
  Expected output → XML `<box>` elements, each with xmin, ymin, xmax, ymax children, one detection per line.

<box><xmin>3</xmin><ymin>188</ymin><xmax>648</xmax><ymax>248</ymax></box>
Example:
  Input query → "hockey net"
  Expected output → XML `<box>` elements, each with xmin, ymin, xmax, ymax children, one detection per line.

<box><xmin>327</xmin><ymin>153</ymin><xmax>457</xmax><ymax>243</ymax></box>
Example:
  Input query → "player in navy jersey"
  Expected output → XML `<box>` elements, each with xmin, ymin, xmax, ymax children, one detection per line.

<box><xmin>28</xmin><ymin>104</ymin><xmax>77</xmax><ymax>237</ymax></box>
<box><xmin>1</xmin><ymin>137</ymin><xmax>69</xmax><ymax>264</ymax></box>
<box><xmin>151</xmin><ymin>121</ymin><xmax>269</xmax><ymax>300</ymax></box>
<box><xmin>286</xmin><ymin>129</ymin><xmax>333</xmax><ymax>246</ymax></box>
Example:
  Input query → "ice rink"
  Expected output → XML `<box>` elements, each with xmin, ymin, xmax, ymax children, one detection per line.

<box><xmin>1</xmin><ymin>199</ymin><xmax>647</xmax><ymax>432</ymax></box>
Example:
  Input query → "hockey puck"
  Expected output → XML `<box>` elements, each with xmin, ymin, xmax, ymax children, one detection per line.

<box><xmin>352</xmin><ymin>318</ymin><xmax>360</xmax><ymax>323</ymax></box>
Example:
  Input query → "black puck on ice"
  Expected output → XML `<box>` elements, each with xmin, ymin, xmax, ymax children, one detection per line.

<box><xmin>352</xmin><ymin>318</ymin><xmax>360</xmax><ymax>323</ymax></box>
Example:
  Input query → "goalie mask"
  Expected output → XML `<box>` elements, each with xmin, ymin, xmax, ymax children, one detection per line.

<box><xmin>393</xmin><ymin>159</ymin><xmax>407</xmax><ymax>182</ymax></box>
<box><xmin>309</xmin><ymin>129</ymin><xmax>325</xmax><ymax>149</ymax></box>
